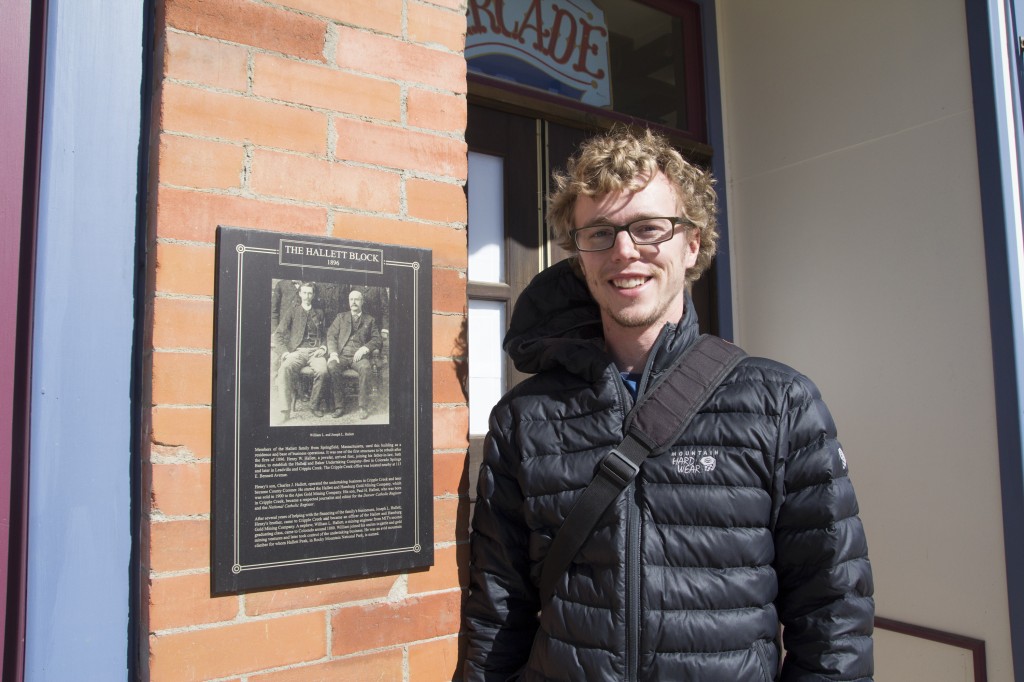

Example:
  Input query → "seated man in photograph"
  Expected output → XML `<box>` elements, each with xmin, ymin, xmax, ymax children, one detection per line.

<box><xmin>326</xmin><ymin>289</ymin><xmax>382</xmax><ymax>419</ymax></box>
<box><xmin>273</xmin><ymin>281</ymin><xmax>328</xmax><ymax>420</ymax></box>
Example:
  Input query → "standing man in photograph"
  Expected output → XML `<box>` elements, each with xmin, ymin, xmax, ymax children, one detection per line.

<box><xmin>464</xmin><ymin>128</ymin><xmax>874</xmax><ymax>680</ymax></box>
<box><xmin>273</xmin><ymin>281</ymin><xmax>328</xmax><ymax>420</ymax></box>
<box><xmin>271</xmin><ymin>278</ymin><xmax>304</xmax><ymax>379</ymax></box>
<box><xmin>325</xmin><ymin>289</ymin><xmax>382</xmax><ymax>420</ymax></box>
<box><xmin>271</xmin><ymin>278</ymin><xmax>303</xmax><ymax>331</ymax></box>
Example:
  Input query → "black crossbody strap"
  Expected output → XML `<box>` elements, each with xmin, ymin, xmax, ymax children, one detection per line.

<box><xmin>539</xmin><ymin>335</ymin><xmax>746</xmax><ymax>602</ymax></box>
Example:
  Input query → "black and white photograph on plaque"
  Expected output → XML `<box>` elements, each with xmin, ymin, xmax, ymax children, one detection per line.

<box><xmin>269</xmin><ymin>279</ymin><xmax>391</xmax><ymax>427</ymax></box>
<box><xmin>212</xmin><ymin>226</ymin><xmax>432</xmax><ymax>594</ymax></box>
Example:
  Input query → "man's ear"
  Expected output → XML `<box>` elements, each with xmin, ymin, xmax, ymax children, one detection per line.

<box><xmin>685</xmin><ymin>229</ymin><xmax>700</xmax><ymax>267</ymax></box>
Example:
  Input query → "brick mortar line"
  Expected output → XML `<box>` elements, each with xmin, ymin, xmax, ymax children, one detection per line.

<box><xmin>156</xmin><ymin>139</ymin><xmax>469</xmax><ymax>184</ymax></box>
<box><xmin>251</xmin><ymin>0</ymin><xmax>468</xmax><ymax>42</ymax></box>
<box><xmin>149</xmin><ymin>450</ymin><xmax>211</xmax><ymax>464</ymax></box>
<box><xmin>166</xmin><ymin>17</ymin><xmax>468</xmax><ymax>63</ymax></box>
<box><xmin>324</xmin><ymin>605</ymin><xmax>334</xmax><ymax>661</ymax></box>
<box><xmin>156</xmin><ymin>173</ymin><xmax>465</xmax><ymax>206</ymax></box>
<box><xmin>156</xmin><ymin>188</ymin><xmax>409</xmax><ymax>217</ymax></box>
<box><xmin>210</xmin><ymin>638</ymin><xmax>457</xmax><ymax>682</ymax></box>
<box><xmin>399</xmin><ymin>160</ymin><xmax>410</xmax><ymax>217</ymax></box>
<box><xmin>150</xmin><ymin>511</ymin><xmax>210</xmax><ymax>522</ymax></box>
<box><xmin>403</xmin><ymin>172</ymin><xmax>468</xmax><ymax>186</ymax></box>
<box><xmin>159</xmin><ymin>77</ymin><xmax>247</xmax><ymax>99</ymax></box>
<box><xmin>152</xmin><ymin>236</ymin><xmax>216</xmax><ymax>247</ymax></box>
<box><xmin>158</xmin><ymin>164</ymin><xmax>407</xmax><ymax>191</ymax></box>
<box><xmin>417</xmin><ymin>0</ymin><xmax>470</xmax><ymax>11</ymax></box>
<box><xmin>162</xmin><ymin>38</ymin><xmax>468</xmax><ymax>95</ymax></box>
<box><xmin>255</xmin><ymin>0</ymin><xmax>470</xmax><ymax>23</ymax></box>
<box><xmin>149</xmin><ymin>585</ymin><xmax>464</xmax><ymax>638</ymax></box>
<box><xmin>333</xmin><ymin>17</ymin><xmax>468</xmax><ymax>58</ymax></box>
<box><xmin>241</xmin><ymin>141</ymin><xmax>255</xmax><ymax>191</ymax></box>
<box><xmin>326</xmin><ymin>111</ymin><xmax>339</xmax><ymax>164</ymax></box>
<box><xmin>149</xmin><ymin>609</ymin><xmax>329</xmax><ymax>638</ymax></box>
<box><xmin>162</xmin><ymin>73</ymin><xmax>468</xmax><ymax>139</ymax></box>
<box><xmin>149</xmin><ymin>229</ymin><xmax>473</xmax><ymax>248</ymax></box>
<box><xmin>152</xmin><ymin>292</ymin><xmax>215</xmax><ymax>302</ymax></box>
<box><xmin>147</xmin><ymin>566</ymin><xmax>211</xmax><ymax>579</ymax></box>
<box><xmin>400</xmin><ymin>82</ymin><xmax>409</xmax><ymax>129</ymax></box>
<box><xmin>429</xmin><ymin>264</ymin><xmax>469</xmax><ymax>272</ymax></box>
<box><xmin>323</xmin><ymin>20</ymin><xmax>339</xmax><ymax>66</ymax></box>
<box><xmin>152</xmin><ymin>346</ymin><xmax>213</xmax><ymax>355</ymax></box>
<box><xmin>431</xmin><ymin>538</ymin><xmax>465</xmax><ymax>547</ymax></box>
<box><xmin>336</xmin><ymin>212</ymin><xmax>470</xmax><ymax>231</ymax></box>
<box><xmin>245</xmin><ymin>45</ymin><xmax>256</xmax><ymax>95</ymax></box>
<box><xmin>335</xmin><ymin>112</ymin><xmax>469</xmax><ymax>143</ymax></box>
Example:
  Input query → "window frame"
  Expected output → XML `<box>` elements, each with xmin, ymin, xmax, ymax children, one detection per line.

<box><xmin>466</xmin><ymin>0</ymin><xmax>708</xmax><ymax>148</ymax></box>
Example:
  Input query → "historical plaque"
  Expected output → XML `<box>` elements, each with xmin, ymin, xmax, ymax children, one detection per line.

<box><xmin>212</xmin><ymin>226</ymin><xmax>433</xmax><ymax>593</ymax></box>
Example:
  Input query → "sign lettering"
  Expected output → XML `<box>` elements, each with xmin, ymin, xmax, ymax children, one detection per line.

<box><xmin>466</xmin><ymin>0</ymin><xmax>611</xmax><ymax>106</ymax></box>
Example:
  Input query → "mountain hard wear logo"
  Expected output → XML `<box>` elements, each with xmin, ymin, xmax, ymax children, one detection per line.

<box><xmin>672</xmin><ymin>448</ymin><xmax>719</xmax><ymax>475</ymax></box>
<box><xmin>838</xmin><ymin>447</ymin><xmax>848</xmax><ymax>471</ymax></box>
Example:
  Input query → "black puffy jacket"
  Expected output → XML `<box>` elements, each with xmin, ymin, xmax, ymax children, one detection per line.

<box><xmin>464</xmin><ymin>260</ymin><xmax>874</xmax><ymax>681</ymax></box>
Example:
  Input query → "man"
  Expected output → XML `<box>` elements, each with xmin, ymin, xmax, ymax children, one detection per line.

<box><xmin>271</xmin><ymin>279</ymin><xmax>303</xmax><ymax>378</ymax></box>
<box><xmin>325</xmin><ymin>289</ymin><xmax>382</xmax><ymax>420</ymax></box>
<box><xmin>273</xmin><ymin>282</ymin><xmax>328</xmax><ymax>420</ymax></box>
<box><xmin>271</xmin><ymin>278</ymin><xmax>303</xmax><ymax>331</ymax></box>
<box><xmin>340</xmin><ymin>283</ymin><xmax>390</xmax><ymax>334</ymax></box>
<box><xmin>464</xmin><ymin>129</ymin><xmax>874</xmax><ymax>681</ymax></box>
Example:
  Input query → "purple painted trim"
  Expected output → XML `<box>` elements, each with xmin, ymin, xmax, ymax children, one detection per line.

<box><xmin>0</xmin><ymin>1</ymin><xmax>38</xmax><ymax>679</ymax></box>
<box><xmin>0</xmin><ymin>0</ymin><xmax>46</xmax><ymax>678</ymax></box>
<box><xmin>0</xmin><ymin>5</ymin><xmax>30</xmax><ymax>634</ymax></box>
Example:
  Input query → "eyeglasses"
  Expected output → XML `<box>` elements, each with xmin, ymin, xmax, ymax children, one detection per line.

<box><xmin>570</xmin><ymin>217</ymin><xmax>694</xmax><ymax>252</ymax></box>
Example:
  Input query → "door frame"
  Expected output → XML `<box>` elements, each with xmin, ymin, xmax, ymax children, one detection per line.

<box><xmin>965</xmin><ymin>0</ymin><xmax>1024</xmax><ymax>676</ymax></box>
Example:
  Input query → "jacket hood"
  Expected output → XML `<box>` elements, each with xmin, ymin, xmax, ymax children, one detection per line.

<box><xmin>503</xmin><ymin>259</ymin><xmax>701</xmax><ymax>382</ymax></box>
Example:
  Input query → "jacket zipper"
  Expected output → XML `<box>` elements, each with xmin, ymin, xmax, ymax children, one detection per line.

<box><xmin>610</xmin><ymin>372</ymin><xmax>641</xmax><ymax>682</ymax></box>
<box><xmin>625</xmin><ymin>480</ymin><xmax>640</xmax><ymax>682</ymax></box>
<box><xmin>618</xmin><ymin>326</ymin><xmax>672</xmax><ymax>682</ymax></box>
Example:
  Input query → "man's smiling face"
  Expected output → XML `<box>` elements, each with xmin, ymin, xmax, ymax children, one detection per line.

<box><xmin>574</xmin><ymin>171</ymin><xmax>699</xmax><ymax>338</ymax></box>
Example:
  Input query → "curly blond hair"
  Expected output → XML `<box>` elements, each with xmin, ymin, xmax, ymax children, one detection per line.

<box><xmin>547</xmin><ymin>127</ymin><xmax>718</xmax><ymax>287</ymax></box>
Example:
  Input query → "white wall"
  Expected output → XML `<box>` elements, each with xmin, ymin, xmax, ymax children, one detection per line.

<box><xmin>717</xmin><ymin>1</ymin><xmax>1014</xmax><ymax>679</ymax></box>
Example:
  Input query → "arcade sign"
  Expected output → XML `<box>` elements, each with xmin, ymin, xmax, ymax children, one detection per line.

<box><xmin>466</xmin><ymin>0</ymin><xmax>612</xmax><ymax>107</ymax></box>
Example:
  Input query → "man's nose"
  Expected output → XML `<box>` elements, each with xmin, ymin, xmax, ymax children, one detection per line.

<box><xmin>608</xmin><ymin>230</ymin><xmax>640</xmax><ymax>259</ymax></box>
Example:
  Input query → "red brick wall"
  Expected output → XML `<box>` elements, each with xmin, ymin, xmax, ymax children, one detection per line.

<box><xmin>142</xmin><ymin>1</ymin><xmax>469</xmax><ymax>679</ymax></box>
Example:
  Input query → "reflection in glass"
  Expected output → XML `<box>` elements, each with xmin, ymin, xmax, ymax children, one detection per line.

<box><xmin>468</xmin><ymin>151</ymin><xmax>505</xmax><ymax>284</ymax></box>
<box><xmin>468</xmin><ymin>300</ymin><xmax>506</xmax><ymax>435</ymax></box>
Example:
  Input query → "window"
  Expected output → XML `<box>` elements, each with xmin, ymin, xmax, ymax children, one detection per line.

<box><xmin>466</xmin><ymin>0</ymin><xmax>706</xmax><ymax>141</ymax></box>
